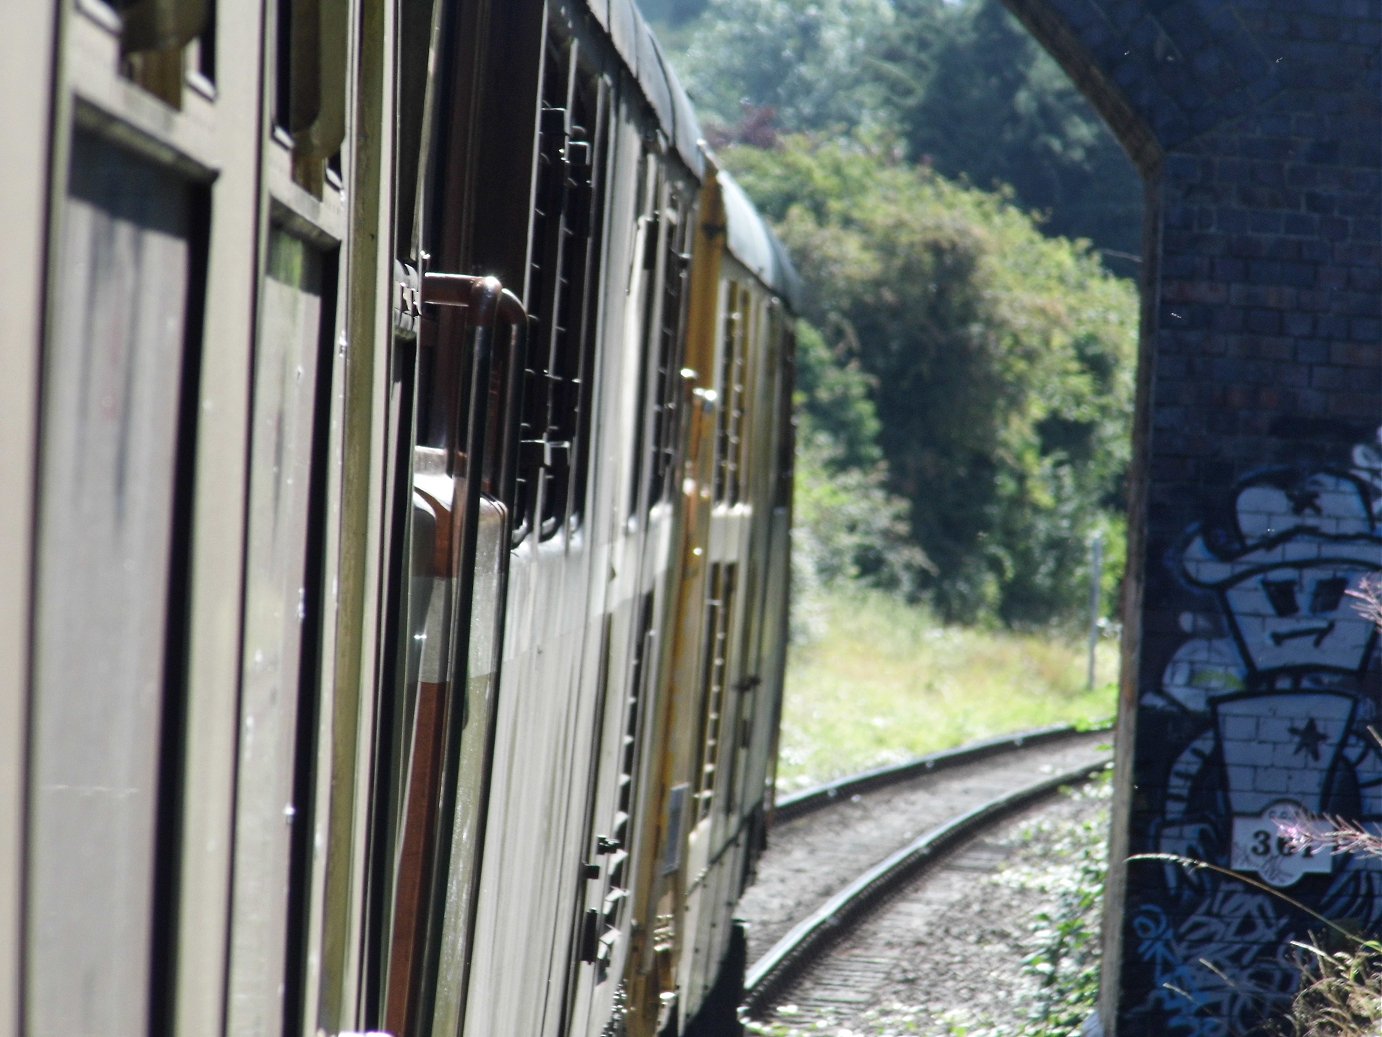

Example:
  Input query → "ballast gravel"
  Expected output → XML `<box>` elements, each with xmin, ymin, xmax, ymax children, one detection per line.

<box><xmin>737</xmin><ymin>732</ymin><xmax>1110</xmax><ymax>964</ymax></box>
<box><xmin>743</xmin><ymin>777</ymin><xmax>1111</xmax><ymax>1036</ymax></box>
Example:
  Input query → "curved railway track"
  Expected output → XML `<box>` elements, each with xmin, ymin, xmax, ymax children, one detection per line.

<box><xmin>738</xmin><ymin>726</ymin><xmax>1113</xmax><ymax>1025</ymax></box>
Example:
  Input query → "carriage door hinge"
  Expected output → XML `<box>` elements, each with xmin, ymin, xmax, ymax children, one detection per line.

<box><xmin>392</xmin><ymin>260</ymin><xmax>421</xmax><ymax>337</ymax></box>
<box><xmin>578</xmin><ymin>908</ymin><xmax>601</xmax><ymax>963</ymax></box>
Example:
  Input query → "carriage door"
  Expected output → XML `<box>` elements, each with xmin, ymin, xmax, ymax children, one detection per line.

<box><xmin>375</xmin><ymin>275</ymin><xmax>527</xmax><ymax>1037</ymax></box>
<box><xmin>364</xmin><ymin>3</ymin><xmax>541</xmax><ymax>1032</ymax></box>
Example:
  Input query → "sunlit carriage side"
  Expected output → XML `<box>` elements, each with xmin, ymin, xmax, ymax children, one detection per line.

<box><xmin>1</xmin><ymin>1</ymin><xmax>795</xmax><ymax>1035</ymax></box>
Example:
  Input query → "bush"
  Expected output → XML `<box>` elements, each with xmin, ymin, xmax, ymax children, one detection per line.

<box><xmin>730</xmin><ymin>134</ymin><xmax>1137</xmax><ymax>627</ymax></box>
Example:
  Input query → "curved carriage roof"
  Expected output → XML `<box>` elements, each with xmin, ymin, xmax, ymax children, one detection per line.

<box><xmin>582</xmin><ymin>0</ymin><xmax>797</xmax><ymax>310</ymax></box>
<box><xmin>596</xmin><ymin>0</ymin><xmax>705</xmax><ymax>180</ymax></box>
<box><xmin>720</xmin><ymin>172</ymin><xmax>802</xmax><ymax>310</ymax></box>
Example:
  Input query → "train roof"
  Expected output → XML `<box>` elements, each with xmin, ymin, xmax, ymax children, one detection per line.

<box><xmin>720</xmin><ymin>172</ymin><xmax>802</xmax><ymax>310</ymax></box>
<box><xmin>583</xmin><ymin>1</ymin><xmax>798</xmax><ymax>310</ymax></box>
<box><xmin>592</xmin><ymin>0</ymin><xmax>705</xmax><ymax>180</ymax></box>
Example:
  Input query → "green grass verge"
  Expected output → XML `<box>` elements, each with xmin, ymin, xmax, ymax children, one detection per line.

<box><xmin>777</xmin><ymin>588</ymin><xmax>1118</xmax><ymax>791</ymax></box>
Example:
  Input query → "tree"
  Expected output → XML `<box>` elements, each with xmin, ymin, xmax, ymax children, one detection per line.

<box><xmin>728</xmin><ymin>134</ymin><xmax>1137</xmax><ymax>625</ymax></box>
<box><xmin>655</xmin><ymin>0</ymin><xmax>1143</xmax><ymax>270</ymax></box>
<box><xmin>668</xmin><ymin>0</ymin><xmax>895</xmax><ymax>136</ymax></box>
<box><xmin>879</xmin><ymin>0</ymin><xmax>1143</xmax><ymax>271</ymax></box>
<box><xmin>790</xmin><ymin>319</ymin><xmax>931</xmax><ymax>613</ymax></box>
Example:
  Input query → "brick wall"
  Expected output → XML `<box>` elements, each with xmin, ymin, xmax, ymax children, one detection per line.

<box><xmin>1003</xmin><ymin>1</ymin><xmax>1382</xmax><ymax>1032</ymax></box>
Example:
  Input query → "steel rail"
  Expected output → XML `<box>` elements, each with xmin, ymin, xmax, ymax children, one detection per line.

<box><xmin>773</xmin><ymin>722</ymin><xmax>1112</xmax><ymax>824</ymax></box>
<box><xmin>744</xmin><ymin>756</ymin><xmax>1110</xmax><ymax>1016</ymax></box>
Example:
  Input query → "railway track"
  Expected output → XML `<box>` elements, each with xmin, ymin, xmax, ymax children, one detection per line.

<box><xmin>738</xmin><ymin>726</ymin><xmax>1112</xmax><ymax>1028</ymax></box>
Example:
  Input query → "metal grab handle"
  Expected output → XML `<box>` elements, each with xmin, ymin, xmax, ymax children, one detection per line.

<box><xmin>420</xmin><ymin>273</ymin><xmax>527</xmax><ymax>503</ymax></box>
<box><xmin>421</xmin><ymin>273</ymin><xmax>526</xmax><ymax>326</ymax></box>
<box><xmin>120</xmin><ymin>0</ymin><xmax>208</xmax><ymax>51</ymax></box>
<box><xmin>400</xmin><ymin>272</ymin><xmax>525</xmax><ymax>1032</ymax></box>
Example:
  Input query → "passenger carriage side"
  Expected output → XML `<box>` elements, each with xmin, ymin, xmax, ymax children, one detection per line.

<box><xmin>6</xmin><ymin>0</ymin><xmax>400</xmax><ymax>1033</ymax></box>
<box><xmin>650</xmin><ymin>169</ymin><xmax>799</xmax><ymax>1037</ymax></box>
<box><xmin>462</xmin><ymin>5</ymin><xmax>712</xmax><ymax>1036</ymax></box>
<box><xmin>1</xmin><ymin>1</ymin><xmax>796</xmax><ymax>1036</ymax></box>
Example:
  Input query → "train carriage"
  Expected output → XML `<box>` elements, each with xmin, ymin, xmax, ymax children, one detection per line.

<box><xmin>662</xmin><ymin>169</ymin><xmax>799</xmax><ymax>1035</ymax></box>
<box><xmin>0</xmin><ymin>1</ymin><xmax>796</xmax><ymax>1035</ymax></box>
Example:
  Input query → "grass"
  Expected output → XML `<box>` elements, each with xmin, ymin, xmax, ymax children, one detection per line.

<box><xmin>776</xmin><ymin>588</ymin><xmax>1119</xmax><ymax>791</ymax></box>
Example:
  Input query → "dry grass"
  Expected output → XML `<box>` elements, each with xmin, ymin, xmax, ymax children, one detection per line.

<box><xmin>1284</xmin><ymin>942</ymin><xmax>1382</xmax><ymax>1037</ymax></box>
<box><xmin>776</xmin><ymin>588</ymin><xmax>1118</xmax><ymax>790</ymax></box>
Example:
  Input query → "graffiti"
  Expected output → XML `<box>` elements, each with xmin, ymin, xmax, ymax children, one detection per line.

<box><xmin>1130</xmin><ymin>891</ymin><xmax>1298</xmax><ymax>1036</ymax></box>
<box><xmin>1133</xmin><ymin>429</ymin><xmax>1382</xmax><ymax>1033</ymax></box>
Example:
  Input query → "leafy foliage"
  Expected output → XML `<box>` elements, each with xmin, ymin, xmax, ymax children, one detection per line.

<box><xmin>793</xmin><ymin>317</ymin><xmax>883</xmax><ymax>472</ymax></box>
<box><xmin>671</xmin><ymin>0</ymin><xmax>896</xmax><ymax>136</ymax></box>
<box><xmin>878</xmin><ymin>0</ymin><xmax>1143</xmax><ymax>270</ymax></box>
<box><xmin>1284</xmin><ymin>943</ymin><xmax>1382</xmax><ymax>1037</ymax></box>
<box><xmin>640</xmin><ymin>0</ymin><xmax>1142</xmax><ymax>626</ymax></box>
<box><xmin>651</xmin><ymin>0</ymin><xmax>1142</xmax><ymax>266</ymax></box>
<box><xmin>791</xmin><ymin>426</ymin><xmax>927</xmax><ymax>604</ymax></box>
<box><xmin>730</xmin><ymin>134</ymin><xmax>1137</xmax><ymax>625</ymax></box>
<box><xmin>1018</xmin><ymin>781</ymin><xmax>1110</xmax><ymax>1035</ymax></box>
<box><xmin>790</xmin><ymin>321</ymin><xmax>930</xmax><ymax>627</ymax></box>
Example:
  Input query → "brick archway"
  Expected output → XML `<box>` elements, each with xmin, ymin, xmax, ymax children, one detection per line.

<box><xmin>999</xmin><ymin>3</ymin><xmax>1382</xmax><ymax>1032</ymax></box>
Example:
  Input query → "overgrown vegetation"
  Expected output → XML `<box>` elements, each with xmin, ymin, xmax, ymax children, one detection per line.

<box><xmin>777</xmin><ymin>588</ymin><xmax>1116</xmax><ymax>790</ymax></box>
<box><xmin>1284</xmin><ymin>942</ymin><xmax>1382</xmax><ymax>1037</ymax></box>
<box><xmin>1017</xmin><ymin>780</ymin><xmax>1110</xmax><ymax>1036</ymax></box>
<box><xmin>735</xmin><ymin>136</ymin><xmax>1136</xmax><ymax>625</ymax></box>
<box><xmin>643</xmin><ymin>0</ymin><xmax>1140</xmax><ymax>629</ymax></box>
<box><xmin>644</xmin><ymin>0</ymin><xmax>1142</xmax><ymax>268</ymax></box>
<box><xmin>790</xmin><ymin>320</ymin><xmax>929</xmax><ymax>603</ymax></box>
<box><xmin>743</xmin><ymin>780</ymin><xmax>1112</xmax><ymax>1036</ymax></box>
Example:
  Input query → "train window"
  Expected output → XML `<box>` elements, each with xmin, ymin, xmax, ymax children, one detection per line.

<box><xmin>694</xmin><ymin>564</ymin><xmax>737</xmax><ymax>821</ymax></box>
<box><xmin>566</xmin><ymin>79</ymin><xmax>610</xmax><ymax>536</ymax></box>
<box><xmin>737</xmin><ymin>295</ymin><xmax>757</xmax><ymax>500</ymax></box>
<box><xmin>367</xmin><ymin>273</ymin><xmax>528</xmax><ymax>1037</ymax></box>
<box><xmin>515</xmin><ymin>42</ymin><xmax>607</xmax><ymax>543</ymax></box>
<box><xmin>228</xmin><ymin>226</ymin><xmax>338</xmax><ymax>1034</ymax></box>
<box><xmin>625</xmin><ymin>160</ymin><xmax>659</xmax><ymax>521</ymax></box>
<box><xmin>646</xmin><ymin>188</ymin><xmax>692</xmax><ymax>510</ymax></box>
<box><xmin>513</xmin><ymin>39</ymin><xmax>566</xmax><ymax>541</ymax></box>
<box><xmin>715</xmin><ymin>283</ymin><xmax>747</xmax><ymax>504</ymax></box>
<box><xmin>274</xmin><ymin>0</ymin><xmax>292</xmax><ymax>133</ymax></box>
<box><xmin>191</xmin><ymin>0</ymin><xmax>216</xmax><ymax>83</ymax></box>
<box><xmin>27</xmin><ymin>131</ymin><xmax>204</xmax><ymax>1036</ymax></box>
<box><xmin>628</xmin><ymin>176</ymin><xmax>692</xmax><ymax>520</ymax></box>
<box><xmin>714</xmin><ymin>289</ymin><xmax>734</xmax><ymax>502</ymax></box>
<box><xmin>772</xmin><ymin>306</ymin><xmax>797</xmax><ymax>510</ymax></box>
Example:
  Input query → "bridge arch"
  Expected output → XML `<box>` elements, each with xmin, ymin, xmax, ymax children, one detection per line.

<box><xmin>998</xmin><ymin>2</ymin><xmax>1382</xmax><ymax>1032</ymax></box>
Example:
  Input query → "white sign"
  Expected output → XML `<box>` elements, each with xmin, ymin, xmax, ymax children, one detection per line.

<box><xmin>1231</xmin><ymin>801</ymin><xmax>1332</xmax><ymax>887</ymax></box>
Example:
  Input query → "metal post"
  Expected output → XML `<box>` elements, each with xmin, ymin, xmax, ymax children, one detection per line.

<box><xmin>1087</xmin><ymin>531</ymin><xmax>1104</xmax><ymax>690</ymax></box>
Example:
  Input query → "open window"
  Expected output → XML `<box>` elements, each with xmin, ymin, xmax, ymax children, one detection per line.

<box><xmin>515</xmin><ymin>37</ymin><xmax>609</xmax><ymax>543</ymax></box>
